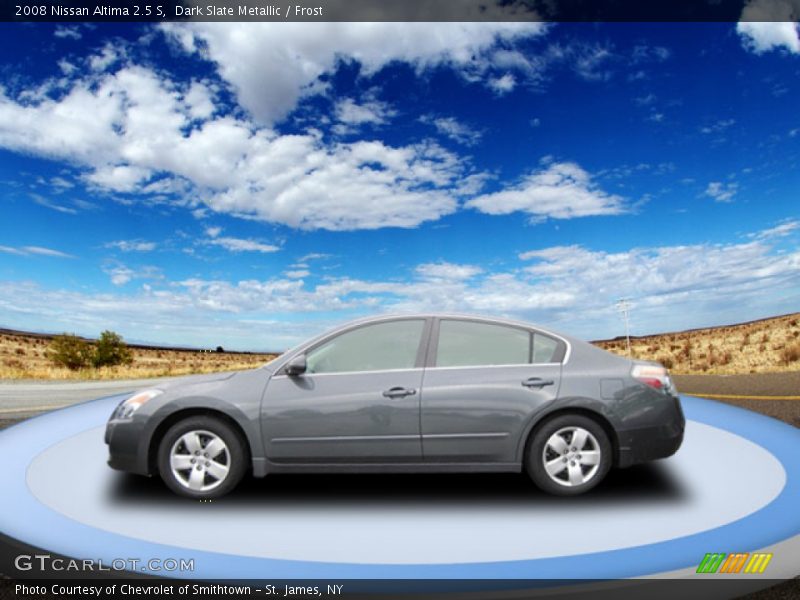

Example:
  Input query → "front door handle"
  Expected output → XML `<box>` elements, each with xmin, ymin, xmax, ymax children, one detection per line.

<box><xmin>382</xmin><ymin>387</ymin><xmax>417</xmax><ymax>399</ymax></box>
<box><xmin>522</xmin><ymin>377</ymin><xmax>555</xmax><ymax>389</ymax></box>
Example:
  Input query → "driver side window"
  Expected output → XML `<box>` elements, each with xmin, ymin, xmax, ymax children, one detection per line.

<box><xmin>305</xmin><ymin>320</ymin><xmax>425</xmax><ymax>374</ymax></box>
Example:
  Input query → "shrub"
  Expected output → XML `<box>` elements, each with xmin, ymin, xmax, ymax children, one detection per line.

<box><xmin>4</xmin><ymin>358</ymin><xmax>24</xmax><ymax>369</ymax></box>
<box><xmin>92</xmin><ymin>330</ymin><xmax>133</xmax><ymax>368</ymax></box>
<box><xmin>47</xmin><ymin>334</ymin><xmax>92</xmax><ymax>370</ymax></box>
<box><xmin>780</xmin><ymin>342</ymin><xmax>800</xmax><ymax>365</ymax></box>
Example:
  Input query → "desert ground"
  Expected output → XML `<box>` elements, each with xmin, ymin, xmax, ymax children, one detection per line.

<box><xmin>595</xmin><ymin>312</ymin><xmax>800</xmax><ymax>375</ymax></box>
<box><xmin>0</xmin><ymin>329</ymin><xmax>276</xmax><ymax>380</ymax></box>
<box><xmin>2</xmin><ymin>312</ymin><xmax>799</xmax><ymax>380</ymax></box>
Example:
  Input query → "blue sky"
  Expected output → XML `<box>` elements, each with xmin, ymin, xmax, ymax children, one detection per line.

<box><xmin>0</xmin><ymin>21</ymin><xmax>799</xmax><ymax>351</ymax></box>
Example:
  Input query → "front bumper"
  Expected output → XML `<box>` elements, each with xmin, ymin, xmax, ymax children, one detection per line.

<box><xmin>617</xmin><ymin>394</ymin><xmax>685</xmax><ymax>468</ymax></box>
<box><xmin>105</xmin><ymin>417</ymin><xmax>150</xmax><ymax>476</ymax></box>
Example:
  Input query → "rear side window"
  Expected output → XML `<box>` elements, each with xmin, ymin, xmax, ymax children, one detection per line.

<box><xmin>533</xmin><ymin>333</ymin><xmax>560</xmax><ymax>363</ymax></box>
<box><xmin>436</xmin><ymin>320</ymin><xmax>530</xmax><ymax>367</ymax></box>
<box><xmin>306</xmin><ymin>320</ymin><xmax>425</xmax><ymax>374</ymax></box>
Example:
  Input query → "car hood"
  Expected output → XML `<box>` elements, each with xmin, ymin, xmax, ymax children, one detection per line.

<box><xmin>146</xmin><ymin>370</ymin><xmax>241</xmax><ymax>393</ymax></box>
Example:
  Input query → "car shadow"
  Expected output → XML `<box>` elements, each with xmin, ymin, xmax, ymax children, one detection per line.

<box><xmin>109</xmin><ymin>462</ymin><xmax>687</xmax><ymax>508</ymax></box>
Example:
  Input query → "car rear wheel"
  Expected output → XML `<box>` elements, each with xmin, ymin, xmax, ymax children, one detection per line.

<box><xmin>157</xmin><ymin>416</ymin><xmax>246</xmax><ymax>499</ymax></box>
<box><xmin>526</xmin><ymin>414</ymin><xmax>612</xmax><ymax>496</ymax></box>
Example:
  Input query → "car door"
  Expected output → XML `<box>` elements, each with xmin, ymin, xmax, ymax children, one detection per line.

<box><xmin>420</xmin><ymin>318</ymin><xmax>563</xmax><ymax>463</ymax></box>
<box><xmin>261</xmin><ymin>318</ymin><xmax>429</xmax><ymax>463</ymax></box>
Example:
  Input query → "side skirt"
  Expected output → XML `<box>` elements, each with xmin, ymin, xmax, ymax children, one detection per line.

<box><xmin>252</xmin><ymin>460</ymin><xmax>521</xmax><ymax>477</ymax></box>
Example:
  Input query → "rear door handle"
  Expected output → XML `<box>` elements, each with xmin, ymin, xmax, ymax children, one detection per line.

<box><xmin>382</xmin><ymin>387</ymin><xmax>417</xmax><ymax>399</ymax></box>
<box><xmin>522</xmin><ymin>377</ymin><xmax>554</xmax><ymax>389</ymax></box>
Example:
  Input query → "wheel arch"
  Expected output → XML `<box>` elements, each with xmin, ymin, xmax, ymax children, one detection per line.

<box><xmin>518</xmin><ymin>405</ymin><xmax>620</xmax><ymax>468</ymax></box>
<box><xmin>147</xmin><ymin>408</ymin><xmax>252</xmax><ymax>476</ymax></box>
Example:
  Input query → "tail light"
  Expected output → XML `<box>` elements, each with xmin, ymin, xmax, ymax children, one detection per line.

<box><xmin>632</xmin><ymin>363</ymin><xmax>676</xmax><ymax>395</ymax></box>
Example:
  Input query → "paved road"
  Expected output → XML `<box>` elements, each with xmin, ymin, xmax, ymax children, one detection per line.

<box><xmin>674</xmin><ymin>371</ymin><xmax>800</xmax><ymax>398</ymax></box>
<box><xmin>0</xmin><ymin>377</ymin><xmax>181</xmax><ymax>418</ymax></box>
<box><xmin>674</xmin><ymin>372</ymin><xmax>800</xmax><ymax>430</ymax></box>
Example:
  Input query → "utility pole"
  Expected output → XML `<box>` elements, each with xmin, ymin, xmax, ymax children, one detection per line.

<box><xmin>615</xmin><ymin>298</ymin><xmax>632</xmax><ymax>357</ymax></box>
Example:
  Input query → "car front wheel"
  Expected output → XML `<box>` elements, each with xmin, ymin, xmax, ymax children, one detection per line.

<box><xmin>157</xmin><ymin>416</ymin><xmax>247</xmax><ymax>499</ymax></box>
<box><xmin>526</xmin><ymin>414</ymin><xmax>612</xmax><ymax>496</ymax></box>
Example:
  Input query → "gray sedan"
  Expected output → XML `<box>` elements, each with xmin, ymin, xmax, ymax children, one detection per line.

<box><xmin>106</xmin><ymin>314</ymin><xmax>684</xmax><ymax>498</ymax></box>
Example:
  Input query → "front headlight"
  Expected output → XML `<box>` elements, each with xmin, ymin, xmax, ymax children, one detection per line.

<box><xmin>114</xmin><ymin>389</ymin><xmax>163</xmax><ymax>419</ymax></box>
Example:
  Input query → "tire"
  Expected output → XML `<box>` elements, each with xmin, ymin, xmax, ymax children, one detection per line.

<box><xmin>157</xmin><ymin>415</ymin><xmax>247</xmax><ymax>499</ymax></box>
<box><xmin>526</xmin><ymin>414</ymin><xmax>612</xmax><ymax>496</ymax></box>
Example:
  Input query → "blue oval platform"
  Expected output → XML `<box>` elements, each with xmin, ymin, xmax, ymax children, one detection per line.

<box><xmin>1</xmin><ymin>394</ymin><xmax>799</xmax><ymax>580</ymax></box>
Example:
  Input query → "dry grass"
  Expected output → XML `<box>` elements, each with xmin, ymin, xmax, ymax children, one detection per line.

<box><xmin>594</xmin><ymin>313</ymin><xmax>800</xmax><ymax>375</ymax></box>
<box><xmin>4</xmin><ymin>313</ymin><xmax>799</xmax><ymax>379</ymax></box>
<box><xmin>0</xmin><ymin>331</ymin><xmax>277</xmax><ymax>380</ymax></box>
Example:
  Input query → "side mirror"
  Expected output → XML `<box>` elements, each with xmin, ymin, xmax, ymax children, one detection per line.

<box><xmin>285</xmin><ymin>354</ymin><xmax>307</xmax><ymax>376</ymax></box>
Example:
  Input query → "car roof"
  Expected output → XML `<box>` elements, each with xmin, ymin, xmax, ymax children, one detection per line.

<box><xmin>334</xmin><ymin>312</ymin><xmax>579</xmax><ymax>342</ymax></box>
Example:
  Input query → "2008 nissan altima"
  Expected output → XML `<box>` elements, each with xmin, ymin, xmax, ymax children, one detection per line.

<box><xmin>106</xmin><ymin>314</ymin><xmax>684</xmax><ymax>498</ymax></box>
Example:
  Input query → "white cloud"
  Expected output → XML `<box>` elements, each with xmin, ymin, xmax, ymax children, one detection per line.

<box><xmin>334</xmin><ymin>97</ymin><xmax>395</xmax><ymax>129</ymax></box>
<box><xmin>200</xmin><ymin>227</ymin><xmax>279</xmax><ymax>254</ymax></box>
<box><xmin>184</xmin><ymin>81</ymin><xmax>216</xmax><ymax>120</ymax></box>
<box><xmin>30</xmin><ymin>193</ymin><xmax>77</xmax><ymax>214</ymax></box>
<box><xmin>700</xmin><ymin>119</ymin><xmax>736</xmax><ymax>134</ymax></box>
<box><xmin>416</xmin><ymin>262</ymin><xmax>483</xmax><ymax>281</ymax></box>
<box><xmin>160</xmin><ymin>22</ymin><xmax>546</xmax><ymax>124</ymax></box>
<box><xmin>0</xmin><ymin>64</ymin><xmax>469</xmax><ymax>231</ymax></box>
<box><xmin>488</xmin><ymin>73</ymin><xmax>516</xmax><ymax>94</ymax></box>
<box><xmin>634</xmin><ymin>93</ymin><xmax>656</xmax><ymax>106</ymax></box>
<box><xmin>89</xmin><ymin>43</ymin><xmax>121</xmax><ymax>71</ymax></box>
<box><xmin>631</xmin><ymin>45</ymin><xmax>671</xmax><ymax>63</ymax></box>
<box><xmin>2</xmin><ymin>224</ymin><xmax>799</xmax><ymax>345</ymax></box>
<box><xmin>705</xmin><ymin>181</ymin><xmax>738</xmax><ymax>203</ymax></box>
<box><xmin>285</xmin><ymin>269</ymin><xmax>310</xmax><ymax>279</ymax></box>
<box><xmin>737</xmin><ymin>1</ymin><xmax>800</xmax><ymax>55</ymax></box>
<box><xmin>572</xmin><ymin>45</ymin><xmax>614</xmax><ymax>81</ymax></box>
<box><xmin>85</xmin><ymin>165</ymin><xmax>152</xmax><ymax>192</ymax></box>
<box><xmin>50</xmin><ymin>176</ymin><xmax>74</xmax><ymax>189</ymax></box>
<box><xmin>421</xmin><ymin>115</ymin><xmax>482</xmax><ymax>146</ymax></box>
<box><xmin>466</xmin><ymin>161</ymin><xmax>626</xmax><ymax>220</ymax></box>
<box><xmin>514</xmin><ymin>237</ymin><xmax>800</xmax><ymax>334</ymax></box>
<box><xmin>752</xmin><ymin>219</ymin><xmax>800</xmax><ymax>239</ymax></box>
<box><xmin>57</xmin><ymin>59</ymin><xmax>77</xmax><ymax>76</ymax></box>
<box><xmin>105</xmin><ymin>240</ymin><xmax>157</xmax><ymax>252</ymax></box>
<box><xmin>107</xmin><ymin>265</ymin><xmax>134</xmax><ymax>286</ymax></box>
<box><xmin>54</xmin><ymin>26</ymin><xmax>82</xmax><ymax>40</ymax></box>
<box><xmin>0</xmin><ymin>245</ymin><xmax>74</xmax><ymax>258</ymax></box>
<box><xmin>103</xmin><ymin>263</ymin><xmax>161</xmax><ymax>286</ymax></box>
<box><xmin>297</xmin><ymin>252</ymin><xmax>331</xmax><ymax>262</ymax></box>
<box><xmin>206</xmin><ymin>237</ymin><xmax>281</xmax><ymax>253</ymax></box>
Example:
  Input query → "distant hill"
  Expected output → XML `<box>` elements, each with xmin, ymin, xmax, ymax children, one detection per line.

<box><xmin>2</xmin><ymin>312</ymin><xmax>799</xmax><ymax>379</ymax></box>
<box><xmin>0</xmin><ymin>329</ymin><xmax>277</xmax><ymax>380</ymax></box>
<box><xmin>594</xmin><ymin>312</ymin><xmax>800</xmax><ymax>374</ymax></box>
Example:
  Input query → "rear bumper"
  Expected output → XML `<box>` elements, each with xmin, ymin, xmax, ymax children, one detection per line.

<box><xmin>617</xmin><ymin>395</ymin><xmax>685</xmax><ymax>468</ymax></box>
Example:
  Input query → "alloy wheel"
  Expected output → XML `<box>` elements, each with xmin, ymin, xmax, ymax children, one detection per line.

<box><xmin>541</xmin><ymin>426</ymin><xmax>602</xmax><ymax>487</ymax></box>
<box><xmin>169</xmin><ymin>429</ymin><xmax>231</xmax><ymax>492</ymax></box>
